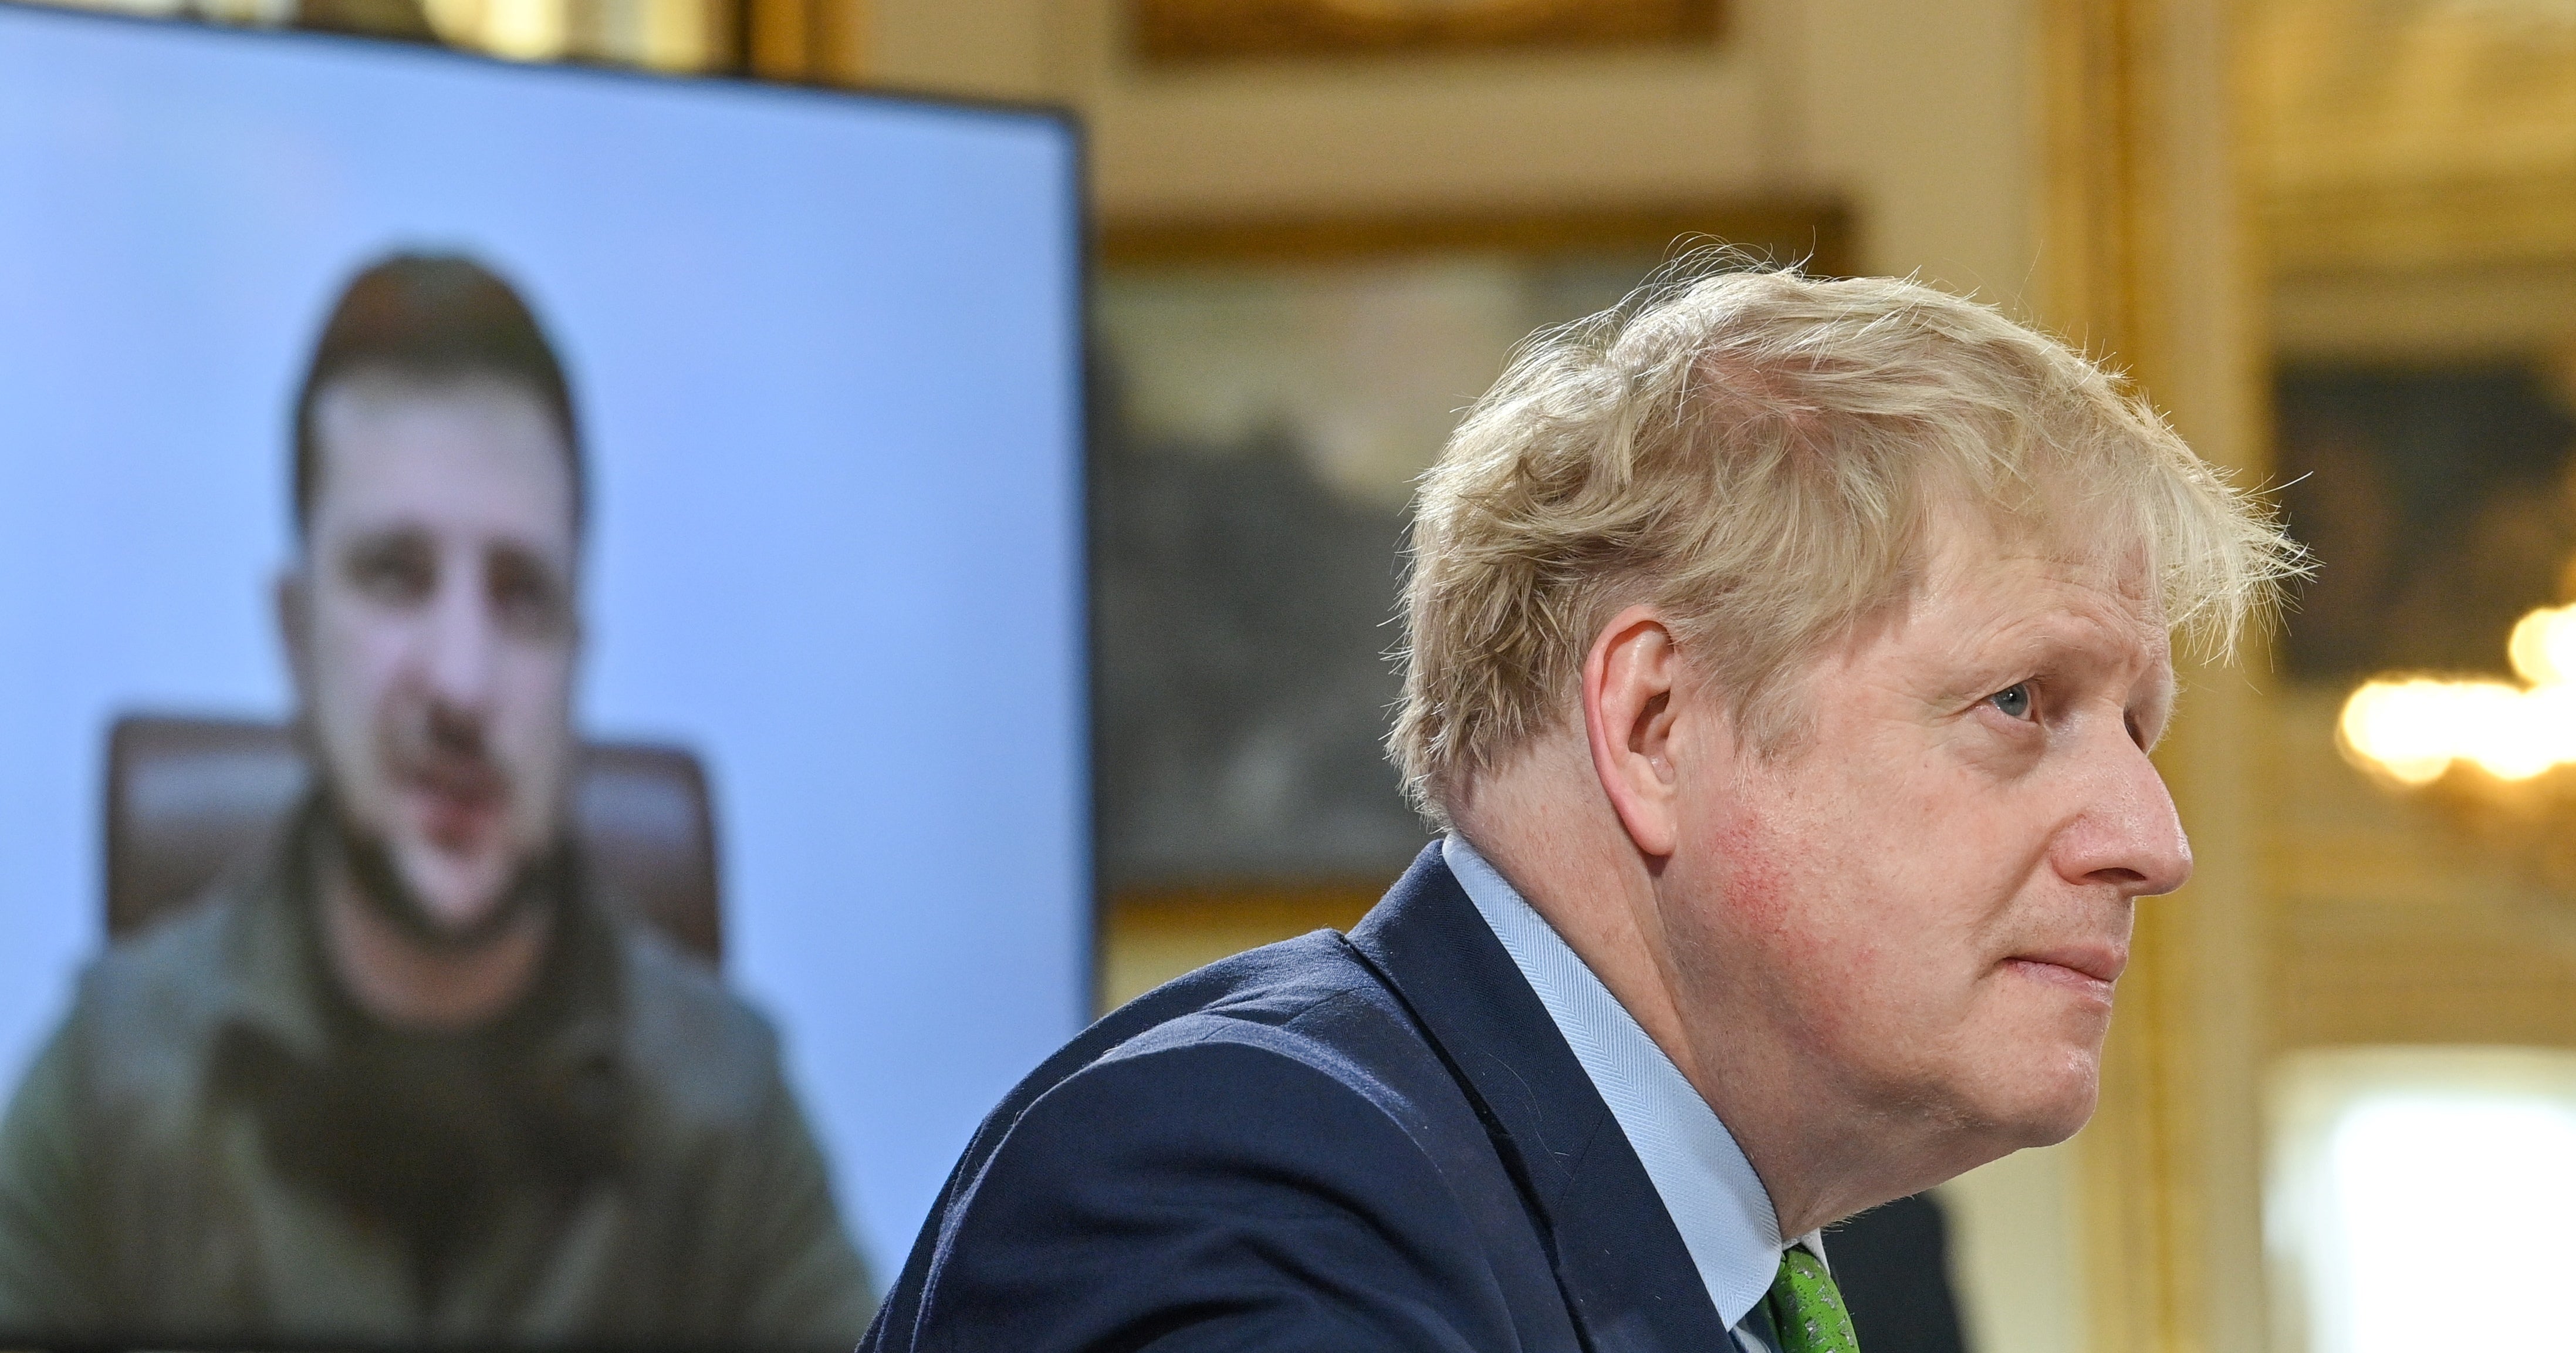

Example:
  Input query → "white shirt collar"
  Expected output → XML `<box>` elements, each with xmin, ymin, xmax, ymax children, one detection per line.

<box><xmin>1442</xmin><ymin>833</ymin><xmax>1824</xmax><ymax>1335</ymax></box>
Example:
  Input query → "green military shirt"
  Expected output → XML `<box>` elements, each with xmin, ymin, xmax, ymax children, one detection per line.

<box><xmin>0</xmin><ymin>800</ymin><xmax>875</xmax><ymax>1348</ymax></box>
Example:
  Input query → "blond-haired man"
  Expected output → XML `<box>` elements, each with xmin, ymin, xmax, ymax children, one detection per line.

<box><xmin>864</xmin><ymin>267</ymin><xmax>2298</xmax><ymax>1352</ymax></box>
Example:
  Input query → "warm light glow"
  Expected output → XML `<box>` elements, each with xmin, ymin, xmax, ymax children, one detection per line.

<box><xmin>2341</xmin><ymin>602</ymin><xmax>2576</xmax><ymax>784</ymax></box>
<box><xmin>481</xmin><ymin>0</ymin><xmax>566</xmax><ymax>60</ymax></box>
<box><xmin>2339</xmin><ymin>680</ymin><xmax>2464</xmax><ymax>784</ymax></box>
<box><xmin>420</xmin><ymin>0</ymin><xmax>710</xmax><ymax>66</ymax></box>
<box><xmin>2509</xmin><ymin>603</ymin><xmax>2576</xmax><ymax>685</ymax></box>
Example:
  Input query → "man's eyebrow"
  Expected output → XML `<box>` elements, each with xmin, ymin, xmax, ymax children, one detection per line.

<box><xmin>340</xmin><ymin>523</ymin><xmax>430</xmax><ymax>551</ymax></box>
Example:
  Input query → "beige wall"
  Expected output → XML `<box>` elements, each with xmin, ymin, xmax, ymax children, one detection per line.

<box><xmin>866</xmin><ymin>0</ymin><xmax>2039</xmax><ymax>303</ymax></box>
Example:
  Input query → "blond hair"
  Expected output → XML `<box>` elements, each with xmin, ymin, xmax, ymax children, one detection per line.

<box><xmin>1390</xmin><ymin>261</ymin><xmax>2301</xmax><ymax>819</ymax></box>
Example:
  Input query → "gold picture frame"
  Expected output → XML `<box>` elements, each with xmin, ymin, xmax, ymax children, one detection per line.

<box><xmin>1097</xmin><ymin>198</ymin><xmax>1850</xmax><ymax>272</ymax></box>
<box><xmin>1129</xmin><ymin>0</ymin><xmax>1723</xmax><ymax>63</ymax></box>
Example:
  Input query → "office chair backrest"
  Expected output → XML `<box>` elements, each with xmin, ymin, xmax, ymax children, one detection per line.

<box><xmin>104</xmin><ymin>714</ymin><xmax>722</xmax><ymax>964</ymax></box>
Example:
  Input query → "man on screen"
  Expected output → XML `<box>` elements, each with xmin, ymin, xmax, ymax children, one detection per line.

<box><xmin>0</xmin><ymin>254</ymin><xmax>873</xmax><ymax>1345</ymax></box>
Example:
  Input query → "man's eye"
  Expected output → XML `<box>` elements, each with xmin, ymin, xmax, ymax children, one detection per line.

<box><xmin>344</xmin><ymin>538</ymin><xmax>434</xmax><ymax>603</ymax></box>
<box><xmin>1989</xmin><ymin>683</ymin><xmax>2035</xmax><ymax>720</ymax></box>
<box><xmin>488</xmin><ymin>548</ymin><xmax>570</xmax><ymax>637</ymax></box>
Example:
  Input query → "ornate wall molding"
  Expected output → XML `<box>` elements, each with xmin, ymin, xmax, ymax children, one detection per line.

<box><xmin>1127</xmin><ymin>0</ymin><xmax>1719</xmax><ymax>62</ymax></box>
<box><xmin>2039</xmin><ymin>1</ymin><xmax>2276</xmax><ymax>1350</ymax></box>
<box><xmin>2251</xmin><ymin>0</ymin><xmax>2576</xmax><ymax>277</ymax></box>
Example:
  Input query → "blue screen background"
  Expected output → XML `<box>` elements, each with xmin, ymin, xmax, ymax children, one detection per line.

<box><xmin>0</xmin><ymin>5</ymin><xmax>1088</xmax><ymax>1277</ymax></box>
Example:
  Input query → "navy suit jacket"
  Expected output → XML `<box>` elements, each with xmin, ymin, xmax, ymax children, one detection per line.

<box><xmin>862</xmin><ymin>845</ymin><xmax>1732</xmax><ymax>1351</ymax></box>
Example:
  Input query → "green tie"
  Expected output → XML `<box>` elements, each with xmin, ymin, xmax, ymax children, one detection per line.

<box><xmin>1763</xmin><ymin>1246</ymin><xmax>1861</xmax><ymax>1353</ymax></box>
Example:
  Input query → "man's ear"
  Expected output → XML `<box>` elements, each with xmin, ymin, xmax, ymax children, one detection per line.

<box><xmin>1583</xmin><ymin>605</ymin><xmax>1685</xmax><ymax>858</ymax></box>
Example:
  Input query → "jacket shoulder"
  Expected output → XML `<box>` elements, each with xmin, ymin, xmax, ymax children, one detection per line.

<box><xmin>871</xmin><ymin>930</ymin><xmax>1541</xmax><ymax>1353</ymax></box>
<box><xmin>1123</xmin><ymin>926</ymin><xmax>1395</xmax><ymax>1035</ymax></box>
<box><xmin>1092</xmin><ymin>934</ymin><xmax>1450</xmax><ymax>1129</ymax></box>
<box><xmin>612</xmin><ymin>926</ymin><xmax>787</xmax><ymax>1128</ymax></box>
<box><xmin>69</xmin><ymin>892</ymin><xmax>242</xmax><ymax>1110</ymax></box>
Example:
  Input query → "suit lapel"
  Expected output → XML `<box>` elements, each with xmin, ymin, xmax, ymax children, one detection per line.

<box><xmin>1347</xmin><ymin>846</ymin><xmax>1736</xmax><ymax>1352</ymax></box>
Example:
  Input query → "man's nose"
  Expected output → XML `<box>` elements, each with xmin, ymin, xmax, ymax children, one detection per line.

<box><xmin>2056</xmin><ymin>735</ymin><xmax>2193</xmax><ymax>899</ymax></box>
<box><xmin>422</xmin><ymin>554</ymin><xmax>497</xmax><ymax>712</ymax></box>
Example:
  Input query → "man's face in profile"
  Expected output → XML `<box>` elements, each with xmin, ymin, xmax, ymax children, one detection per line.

<box><xmin>288</xmin><ymin>373</ymin><xmax>579</xmax><ymax>937</ymax></box>
<box><xmin>1662</xmin><ymin>514</ymin><xmax>2189</xmax><ymax>1152</ymax></box>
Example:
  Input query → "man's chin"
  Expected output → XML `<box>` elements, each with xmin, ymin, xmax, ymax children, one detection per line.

<box><xmin>361</xmin><ymin>835</ymin><xmax>543</xmax><ymax>952</ymax></box>
<box><xmin>395</xmin><ymin>855</ymin><xmax>518</xmax><ymax>927</ymax></box>
<box><xmin>1933</xmin><ymin>1033</ymin><xmax>2104</xmax><ymax>1150</ymax></box>
<box><xmin>2012</xmin><ymin>1098</ymin><xmax>2096</xmax><ymax>1149</ymax></box>
<box><xmin>1986</xmin><ymin>1057</ymin><xmax>2102</xmax><ymax>1148</ymax></box>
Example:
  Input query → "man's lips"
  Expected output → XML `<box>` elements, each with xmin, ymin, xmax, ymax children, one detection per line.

<box><xmin>2003</xmin><ymin>942</ymin><xmax>2128</xmax><ymax>996</ymax></box>
<box><xmin>400</xmin><ymin>752</ymin><xmax>506</xmax><ymax>801</ymax></box>
<box><xmin>398</xmin><ymin>763</ymin><xmax>508</xmax><ymax>851</ymax></box>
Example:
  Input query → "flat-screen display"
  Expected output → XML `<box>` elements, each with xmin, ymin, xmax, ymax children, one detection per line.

<box><xmin>0</xmin><ymin>5</ymin><xmax>1087</xmax><ymax>1344</ymax></box>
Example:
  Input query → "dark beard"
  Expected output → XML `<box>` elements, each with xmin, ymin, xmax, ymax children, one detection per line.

<box><xmin>326</xmin><ymin>793</ymin><xmax>570</xmax><ymax>954</ymax></box>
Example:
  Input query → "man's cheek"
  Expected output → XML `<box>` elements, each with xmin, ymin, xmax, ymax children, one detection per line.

<box><xmin>316</xmin><ymin>676</ymin><xmax>383</xmax><ymax>805</ymax></box>
<box><xmin>324</xmin><ymin>631</ymin><xmax>403</xmax><ymax>757</ymax></box>
<box><xmin>503</xmin><ymin>677</ymin><xmax>576</xmax><ymax>844</ymax></box>
<box><xmin>1699</xmin><ymin>799</ymin><xmax>1813</xmax><ymax>933</ymax></box>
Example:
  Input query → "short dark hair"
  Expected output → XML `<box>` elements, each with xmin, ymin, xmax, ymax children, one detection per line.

<box><xmin>292</xmin><ymin>252</ymin><xmax>584</xmax><ymax>538</ymax></box>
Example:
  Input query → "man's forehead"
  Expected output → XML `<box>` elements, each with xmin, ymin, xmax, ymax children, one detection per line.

<box><xmin>1923</xmin><ymin>498</ymin><xmax>2161</xmax><ymax>601</ymax></box>
<box><xmin>1906</xmin><ymin>517</ymin><xmax>2172</xmax><ymax>670</ymax></box>
<box><xmin>309</xmin><ymin>374</ymin><xmax>574</xmax><ymax>539</ymax></box>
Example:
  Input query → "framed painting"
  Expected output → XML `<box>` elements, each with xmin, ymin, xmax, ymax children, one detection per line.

<box><xmin>1091</xmin><ymin>199</ymin><xmax>1850</xmax><ymax>998</ymax></box>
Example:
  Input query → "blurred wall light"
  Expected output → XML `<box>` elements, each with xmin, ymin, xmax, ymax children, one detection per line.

<box><xmin>2269</xmin><ymin>1047</ymin><xmax>2576</xmax><ymax>1353</ymax></box>
<box><xmin>2339</xmin><ymin>602</ymin><xmax>2576</xmax><ymax>782</ymax></box>
<box><xmin>426</xmin><ymin>0</ymin><xmax>564</xmax><ymax>58</ymax></box>
<box><xmin>417</xmin><ymin>0</ymin><xmax>714</xmax><ymax>67</ymax></box>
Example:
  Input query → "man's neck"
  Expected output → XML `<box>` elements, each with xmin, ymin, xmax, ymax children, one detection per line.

<box><xmin>1452</xmin><ymin>749</ymin><xmax>1698</xmax><ymax>1094</ymax></box>
<box><xmin>318</xmin><ymin>858</ymin><xmax>552</xmax><ymax>1033</ymax></box>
